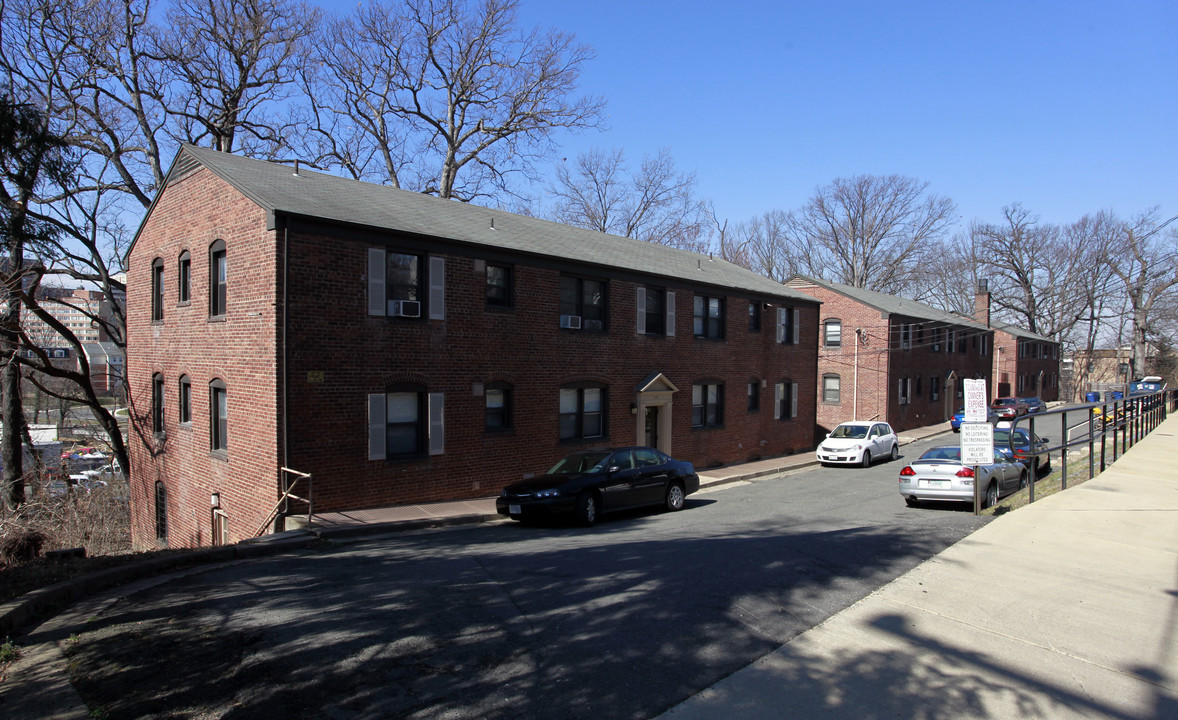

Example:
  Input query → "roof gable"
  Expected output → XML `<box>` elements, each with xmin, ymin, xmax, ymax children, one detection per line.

<box><xmin>787</xmin><ymin>275</ymin><xmax>989</xmax><ymax>330</ymax></box>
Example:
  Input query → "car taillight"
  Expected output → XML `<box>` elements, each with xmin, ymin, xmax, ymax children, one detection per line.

<box><xmin>899</xmin><ymin>466</ymin><xmax>916</xmax><ymax>476</ymax></box>
<box><xmin>955</xmin><ymin>467</ymin><xmax>975</xmax><ymax>478</ymax></box>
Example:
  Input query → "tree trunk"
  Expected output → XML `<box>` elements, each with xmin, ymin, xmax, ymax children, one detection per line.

<box><xmin>1</xmin><ymin>293</ymin><xmax>25</xmax><ymax>510</ymax></box>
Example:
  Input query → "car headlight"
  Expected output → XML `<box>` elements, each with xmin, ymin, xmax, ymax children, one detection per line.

<box><xmin>534</xmin><ymin>489</ymin><xmax>560</xmax><ymax>498</ymax></box>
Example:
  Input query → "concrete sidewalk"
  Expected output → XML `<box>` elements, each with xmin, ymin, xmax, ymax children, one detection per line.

<box><xmin>658</xmin><ymin>414</ymin><xmax>1178</xmax><ymax>720</ymax></box>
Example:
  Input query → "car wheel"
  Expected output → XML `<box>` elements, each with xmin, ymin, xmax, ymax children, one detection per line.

<box><xmin>904</xmin><ymin>497</ymin><xmax>920</xmax><ymax>508</ymax></box>
<box><xmin>1019</xmin><ymin>470</ymin><xmax>1028</xmax><ymax>490</ymax></box>
<box><xmin>665</xmin><ymin>482</ymin><xmax>685</xmax><ymax>512</ymax></box>
<box><xmin>1092</xmin><ymin>417</ymin><xmax>1103</xmax><ymax>432</ymax></box>
<box><xmin>861</xmin><ymin>450</ymin><xmax>871</xmax><ymax>468</ymax></box>
<box><xmin>575</xmin><ymin>492</ymin><xmax>598</xmax><ymax>526</ymax></box>
<box><xmin>984</xmin><ymin>481</ymin><xmax>998</xmax><ymax>509</ymax></box>
<box><xmin>890</xmin><ymin>443</ymin><xmax>899</xmax><ymax>461</ymax></box>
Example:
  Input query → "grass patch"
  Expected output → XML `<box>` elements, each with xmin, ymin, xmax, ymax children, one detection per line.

<box><xmin>984</xmin><ymin>458</ymin><xmax>1100</xmax><ymax>516</ymax></box>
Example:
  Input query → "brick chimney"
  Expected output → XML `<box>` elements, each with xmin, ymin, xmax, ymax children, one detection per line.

<box><xmin>974</xmin><ymin>279</ymin><xmax>990</xmax><ymax>327</ymax></box>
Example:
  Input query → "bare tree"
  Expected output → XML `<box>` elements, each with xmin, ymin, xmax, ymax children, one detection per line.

<box><xmin>1102</xmin><ymin>208</ymin><xmax>1178</xmax><ymax>379</ymax></box>
<box><xmin>152</xmin><ymin>0</ymin><xmax>320</xmax><ymax>154</ymax></box>
<box><xmin>299</xmin><ymin>0</ymin><xmax>604</xmax><ymax>201</ymax></box>
<box><xmin>970</xmin><ymin>203</ymin><xmax>1098</xmax><ymax>341</ymax></box>
<box><xmin>0</xmin><ymin>98</ymin><xmax>75</xmax><ymax>509</ymax></box>
<box><xmin>725</xmin><ymin>209</ymin><xmax>793</xmax><ymax>282</ymax></box>
<box><xmin>781</xmin><ymin>175</ymin><xmax>957</xmax><ymax>292</ymax></box>
<box><xmin>549</xmin><ymin>147</ymin><xmax>708</xmax><ymax>251</ymax></box>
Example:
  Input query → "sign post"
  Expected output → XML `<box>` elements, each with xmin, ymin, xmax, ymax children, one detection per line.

<box><xmin>960</xmin><ymin>421</ymin><xmax>994</xmax><ymax>516</ymax></box>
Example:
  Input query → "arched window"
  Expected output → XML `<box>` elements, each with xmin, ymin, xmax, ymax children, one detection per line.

<box><xmin>824</xmin><ymin>319</ymin><xmax>842</xmax><ymax>347</ymax></box>
<box><xmin>822</xmin><ymin>374</ymin><xmax>841</xmax><ymax>404</ymax></box>
<box><xmin>178</xmin><ymin>250</ymin><xmax>191</xmax><ymax>303</ymax></box>
<box><xmin>210</xmin><ymin>378</ymin><xmax>228</xmax><ymax>452</ymax></box>
<box><xmin>209</xmin><ymin>240</ymin><xmax>227</xmax><ymax>317</ymax></box>
<box><xmin>178</xmin><ymin>374</ymin><xmax>192</xmax><ymax>424</ymax></box>
<box><xmin>151</xmin><ymin>258</ymin><xmax>165</xmax><ymax>321</ymax></box>
<box><xmin>154</xmin><ymin>481</ymin><xmax>168</xmax><ymax>542</ymax></box>
<box><xmin>152</xmin><ymin>373</ymin><xmax>165</xmax><ymax>434</ymax></box>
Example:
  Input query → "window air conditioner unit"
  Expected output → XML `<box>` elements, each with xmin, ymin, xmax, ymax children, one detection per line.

<box><xmin>900</xmin><ymin>341</ymin><xmax>911</xmax><ymax>350</ymax></box>
<box><xmin>390</xmin><ymin>300</ymin><xmax>421</xmax><ymax>318</ymax></box>
<box><xmin>559</xmin><ymin>314</ymin><xmax>582</xmax><ymax>329</ymax></box>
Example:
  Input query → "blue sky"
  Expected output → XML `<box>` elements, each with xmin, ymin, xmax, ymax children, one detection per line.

<box><xmin>509</xmin><ymin>0</ymin><xmax>1176</xmax><ymax>230</ymax></box>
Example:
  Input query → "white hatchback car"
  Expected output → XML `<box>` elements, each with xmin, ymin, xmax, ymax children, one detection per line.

<box><xmin>817</xmin><ymin>421</ymin><xmax>899</xmax><ymax>467</ymax></box>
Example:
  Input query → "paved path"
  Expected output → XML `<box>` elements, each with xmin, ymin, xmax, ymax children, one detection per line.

<box><xmin>658</xmin><ymin>415</ymin><xmax>1178</xmax><ymax>719</ymax></box>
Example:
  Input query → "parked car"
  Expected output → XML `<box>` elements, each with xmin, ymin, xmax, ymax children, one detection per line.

<box><xmin>496</xmin><ymin>447</ymin><xmax>700</xmax><ymax>526</ymax></box>
<box><xmin>1019</xmin><ymin>397</ymin><xmax>1047</xmax><ymax>414</ymax></box>
<box><xmin>899</xmin><ymin>445</ymin><xmax>1028</xmax><ymax>508</ymax></box>
<box><xmin>816</xmin><ymin>421</ymin><xmax>899</xmax><ymax>467</ymax></box>
<box><xmin>950</xmin><ymin>407</ymin><xmax>1001</xmax><ymax>432</ymax></box>
<box><xmin>990</xmin><ymin>397</ymin><xmax>1030</xmax><ymax>419</ymax></box>
<box><xmin>994</xmin><ymin>427</ymin><xmax>1051</xmax><ymax>473</ymax></box>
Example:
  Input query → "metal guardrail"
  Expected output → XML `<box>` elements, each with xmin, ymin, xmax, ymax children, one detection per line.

<box><xmin>1006</xmin><ymin>388</ymin><xmax>1177</xmax><ymax>504</ymax></box>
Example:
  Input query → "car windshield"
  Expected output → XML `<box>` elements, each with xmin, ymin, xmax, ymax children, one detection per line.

<box><xmin>994</xmin><ymin>398</ymin><xmax>1015</xmax><ymax>406</ymax></box>
<box><xmin>830</xmin><ymin>425</ymin><xmax>868</xmax><ymax>439</ymax></box>
<box><xmin>919</xmin><ymin>447</ymin><xmax>962</xmax><ymax>462</ymax></box>
<box><xmin>994</xmin><ymin>430</ymin><xmax>1031</xmax><ymax>445</ymax></box>
<box><xmin>548</xmin><ymin>451</ymin><xmax>612</xmax><ymax>475</ymax></box>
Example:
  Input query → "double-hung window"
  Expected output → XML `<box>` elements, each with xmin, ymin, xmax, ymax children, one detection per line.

<box><xmin>368</xmin><ymin>248</ymin><xmax>444</xmax><ymax>319</ymax></box>
<box><xmin>823</xmin><ymin>374</ymin><xmax>841</xmax><ymax>404</ymax></box>
<box><xmin>151</xmin><ymin>259</ymin><xmax>165</xmax><ymax>322</ymax></box>
<box><xmin>748</xmin><ymin>302</ymin><xmax>761</xmax><ymax>332</ymax></box>
<box><xmin>747</xmin><ymin>380</ymin><xmax>760</xmax><ymax>412</ymax></box>
<box><xmin>898</xmin><ymin>377</ymin><xmax>911</xmax><ymax>405</ymax></box>
<box><xmin>775</xmin><ymin>381</ymin><xmax>799</xmax><ymax>419</ymax></box>
<box><xmin>210</xmin><ymin>378</ymin><xmax>228</xmax><ymax>453</ymax></box>
<box><xmin>824</xmin><ymin>319</ymin><xmax>842</xmax><ymax>347</ymax></box>
<box><xmin>368</xmin><ymin>385</ymin><xmax>444</xmax><ymax>459</ymax></box>
<box><xmin>559</xmin><ymin>277</ymin><xmax>606</xmax><ymax>331</ymax></box>
<box><xmin>559</xmin><ymin>385</ymin><xmax>605</xmax><ymax>440</ymax></box>
<box><xmin>692</xmin><ymin>383</ymin><xmax>723</xmax><ymax>428</ymax></box>
<box><xmin>776</xmin><ymin>307</ymin><xmax>800</xmax><ymax>344</ymax></box>
<box><xmin>178</xmin><ymin>375</ymin><xmax>192</xmax><ymax>424</ymax></box>
<box><xmin>485</xmin><ymin>382</ymin><xmax>512</xmax><ymax>430</ymax></box>
<box><xmin>152</xmin><ymin>373</ymin><xmax>165</xmax><ymax>435</ymax></box>
<box><xmin>636</xmin><ymin>286</ymin><xmax>675</xmax><ymax>336</ymax></box>
<box><xmin>178</xmin><ymin>251</ymin><xmax>191</xmax><ymax>304</ymax></box>
<box><xmin>209</xmin><ymin>240</ymin><xmax>226</xmax><ymax>317</ymax></box>
<box><xmin>486</xmin><ymin>265</ymin><xmax>512</xmax><ymax>307</ymax></box>
<box><xmin>694</xmin><ymin>296</ymin><xmax>724</xmax><ymax>339</ymax></box>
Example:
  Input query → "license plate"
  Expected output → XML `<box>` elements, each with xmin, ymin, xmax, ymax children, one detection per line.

<box><xmin>920</xmin><ymin>480</ymin><xmax>949</xmax><ymax>488</ymax></box>
<box><xmin>509</xmin><ymin>504</ymin><xmax>521</xmax><ymax>514</ymax></box>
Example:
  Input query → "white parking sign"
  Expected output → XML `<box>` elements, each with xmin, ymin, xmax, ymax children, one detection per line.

<box><xmin>960</xmin><ymin>422</ymin><xmax>994</xmax><ymax>465</ymax></box>
<box><xmin>963</xmin><ymin>378</ymin><xmax>988</xmax><ymax>422</ymax></box>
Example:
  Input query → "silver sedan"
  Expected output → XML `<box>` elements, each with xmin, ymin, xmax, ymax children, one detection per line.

<box><xmin>898</xmin><ymin>445</ymin><xmax>1028</xmax><ymax>508</ymax></box>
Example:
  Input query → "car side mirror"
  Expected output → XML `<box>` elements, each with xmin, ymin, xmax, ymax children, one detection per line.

<box><xmin>1040</xmin><ymin>438</ymin><xmax>1050</xmax><ymax>444</ymax></box>
<box><xmin>607</xmin><ymin>465</ymin><xmax>621</xmax><ymax>474</ymax></box>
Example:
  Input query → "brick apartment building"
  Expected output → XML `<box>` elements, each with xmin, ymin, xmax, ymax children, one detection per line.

<box><xmin>125</xmin><ymin>145</ymin><xmax>821</xmax><ymax>549</ymax></box>
<box><xmin>989</xmin><ymin>323</ymin><xmax>1061</xmax><ymax>401</ymax></box>
<box><xmin>970</xmin><ymin>283</ymin><xmax>1061</xmax><ymax>402</ymax></box>
<box><xmin>786</xmin><ymin>276</ymin><xmax>993</xmax><ymax>434</ymax></box>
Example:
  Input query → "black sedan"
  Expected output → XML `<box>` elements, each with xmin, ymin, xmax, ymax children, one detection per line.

<box><xmin>496</xmin><ymin>447</ymin><xmax>700</xmax><ymax>526</ymax></box>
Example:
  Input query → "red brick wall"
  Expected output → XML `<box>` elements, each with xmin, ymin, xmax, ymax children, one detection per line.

<box><xmin>791</xmin><ymin>282</ymin><xmax>992</xmax><ymax>434</ymax></box>
<box><xmin>128</xmin><ymin>165</ymin><xmax>822</xmax><ymax>548</ymax></box>
<box><xmin>993</xmin><ymin>330</ymin><xmax>1061</xmax><ymax>401</ymax></box>
<box><xmin>282</xmin><ymin>228</ymin><xmax>820</xmax><ymax>512</ymax></box>
<box><xmin>126</xmin><ymin>168</ymin><xmax>280</xmax><ymax>550</ymax></box>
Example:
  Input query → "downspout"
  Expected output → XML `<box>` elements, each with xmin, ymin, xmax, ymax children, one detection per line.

<box><xmin>283</xmin><ymin>225</ymin><xmax>289</xmax><ymax>471</ymax></box>
<box><xmin>853</xmin><ymin>328</ymin><xmax>860</xmax><ymax>420</ymax></box>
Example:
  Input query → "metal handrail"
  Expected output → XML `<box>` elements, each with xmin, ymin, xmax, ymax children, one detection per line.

<box><xmin>1005</xmin><ymin>387</ymin><xmax>1175</xmax><ymax>505</ymax></box>
<box><xmin>252</xmin><ymin>467</ymin><xmax>313</xmax><ymax>538</ymax></box>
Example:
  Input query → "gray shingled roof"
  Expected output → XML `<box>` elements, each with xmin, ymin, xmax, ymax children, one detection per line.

<box><xmin>151</xmin><ymin>145</ymin><xmax>815</xmax><ymax>304</ymax></box>
<box><xmin>991</xmin><ymin>320</ymin><xmax>1055</xmax><ymax>343</ymax></box>
<box><xmin>788</xmin><ymin>275</ymin><xmax>990</xmax><ymax>330</ymax></box>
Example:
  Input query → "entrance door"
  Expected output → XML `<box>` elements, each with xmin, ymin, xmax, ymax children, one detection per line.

<box><xmin>644</xmin><ymin>406</ymin><xmax>660</xmax><ymax>448</ymax></box>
